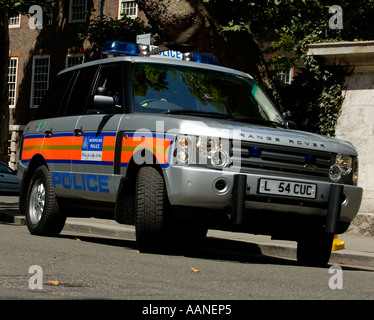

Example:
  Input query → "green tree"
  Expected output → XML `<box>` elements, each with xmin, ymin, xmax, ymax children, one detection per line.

<box><xmin>257</xmin><ymin>0</ymin><xmax>374</xmax><ymax>134</ymax></box>
<box><xmin>82</xmin><ymin>13</ymin><xmax>151</xmax><ymax>58</ymax></box>
<box><xmin>136</xmin><ymin>0</ymin><xmax>374</xmax><ymax>135</ymax></box>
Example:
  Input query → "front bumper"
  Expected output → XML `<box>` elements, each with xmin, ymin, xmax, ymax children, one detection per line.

<box><xmin>164</xmin><ymin>166</ymin><xmax>363</xmax><ymax>230</ymax></box>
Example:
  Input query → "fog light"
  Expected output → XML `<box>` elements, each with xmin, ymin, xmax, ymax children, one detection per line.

<box><xmin>329</xmin><ymin>164</ymin><xmax>342</xmax><ymax>182</ymax></box>
<box><xmin>213</xmin><ymin>178</ymin><xmax>229</xmax><ymax>193</ymax></box>
<box><xmin>215</xmin><ymin>179</ymin><xmax>226</xmax><ymax>191</ymax></box>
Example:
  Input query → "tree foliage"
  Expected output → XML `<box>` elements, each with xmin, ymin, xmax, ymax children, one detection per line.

<box><xmin>82</xmin><ymin>13</ymin><xmax>151</xmax><ymax>57</ymax></box>
<box><xmin>202</xmin><ymin>0</ymin><xmax>374</xmax><ymax>135</ymax></box>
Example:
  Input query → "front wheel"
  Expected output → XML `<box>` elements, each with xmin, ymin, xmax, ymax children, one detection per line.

<box><xmin>297</xmin><ymin>232</ymin><xmax>334</xmax><ymax>267</ymax></box>
<box><xmin>135</xmin><ymin>166</ymin><xmax>171</xmax><ymax>252</ymax></box>
<box><xmin>134</xmin><ymin>166</ymin><xmax>208</xmax><ymax>252</ymax></box>
<box><xmin>26</xmin><ymin>166</ymin><xmax>66</xmax><ymax>236</ymax></box>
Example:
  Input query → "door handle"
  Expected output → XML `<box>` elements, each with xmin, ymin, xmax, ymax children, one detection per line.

<box><xmin>44</xmin><ymin>130</ymin><xmax>53</xmax><ymax>138</ymax></box>
<box><xmin>74</xmin><ymin>128</ymin><xmax>84</xmax><ymax>137</ymax></box>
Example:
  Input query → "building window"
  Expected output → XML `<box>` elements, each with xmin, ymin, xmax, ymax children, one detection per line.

<box><xmin>8</xmin><ymin>58</ymin><xmax>18</xmax><ymax>108</ymax></box>
<box><xmin>119</xmin><ymin>0</ymin><xmax>138</xmax><ymax>19</ymax></box>
<box><xmin>69</xmin><ymin>0</ymin><xmax>87</xmax><ymax>23</ymax></box>
<box><xmin>9</xmin><ymin>15</ymin><xmax>21</xmax><ymax>28</ymax></box>
<box><xmin>31</xmin><ymin>56</ymin><xmax>50</xmax><ymax>108</ymax></box>
<box><xmin>66</xmin><ymin>53</ymin><xmax>84</xmax><ymax>68</ymax></box>
<box><xmin>273</xmin><ymin>64</ymin><xmax>293</xmax><ymax>85</ymax></box>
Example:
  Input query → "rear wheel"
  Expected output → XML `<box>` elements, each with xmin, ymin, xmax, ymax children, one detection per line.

<box><xmin>297</xmin><ymin>232</ymin><xmax>334</xmax><ymax>267</ymax></box>
<box><xmin>26</xmin><ymin>166</ymin><xmax>66</xmax><ymax>236</ymax></box>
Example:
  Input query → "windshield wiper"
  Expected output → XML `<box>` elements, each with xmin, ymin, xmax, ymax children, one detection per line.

<box><xmin>164</xmin><ymin>109</ymin><xmax>231</xmax><ymax>119</ymax></box>
<box><xmin>230</xmin><ymin>116</ymin><xmax>287</xmax><ymax>129</ymax></box>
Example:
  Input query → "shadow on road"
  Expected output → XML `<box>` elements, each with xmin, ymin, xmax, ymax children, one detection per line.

<box><xmin>60</xmin><ymin>233</ymin><xmax>138</xmax><ymax>250</ymax></box>
<box><xmin>60</xmin><ymin>232</ymin><xmax>299</xmax><ymax>267</ymax></box>
<box><xmin>59</xmin><ymin>232</ymin><xmax>374</xmax><ymax>271</ymax></box>
<box><xmin>192</xmin><ymin>237</ymin><xmax>299</xmax><ymax>266</ymax></box>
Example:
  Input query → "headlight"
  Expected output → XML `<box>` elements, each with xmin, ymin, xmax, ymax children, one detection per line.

<box><xmin>176</xmin><ymin>136</ymin><xmax>192</xmax><ymax>165</ymax></box>
<box><xmin>329</xmin><ymin>164</ymin><xmax>342</xmax><ymax>182</ymax></box>
<box><xmin>336</xmin><ymin>153</ymin><xmax>352</xmax><ymax>175</ymax></box>
<box><xmin>211</xmin><ymin>149</ymin><xmax>230</xmax><ymax>167</ymax></box>
<box><xmin>196</xmin><ymin>136</ymin><xmax>219</xmax><ymax>158</ymax></box>
<box><xmin>176</xmin><ymin>150</ymin><xmax>190</xmax><ymax>164</ymax></box>
<box><xmin>197</xmin><ymin>136</ymin><xmax>231</xmax><ymax>168</ymax></box>
<box><xmin>178</xmin><ymin>137</ymin><xmax>192</xmax><ymax>149</ymax></box>
<box><xmin>329</xmin><ymin>153</ymin><xmax>355</xmax><ymax>183</ymax></box>
<box><xmin>175</xmin><ymin>135</ymin><xmax>231</xmax><ymax>168</ymax></box>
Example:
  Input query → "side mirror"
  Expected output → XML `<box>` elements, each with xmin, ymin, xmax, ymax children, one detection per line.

<box><xmin>283</xmin><ymin>112</ymin><xmax>297</xmax><ymax>130</ymax></box>
<box><xmin>93</xmin><ymin>95</ymin><xmax>115</xmax><ymax>109</ymax></box>
<box><xmin>90</xmin><ymin>95</ymin><xmax>118</xmax><ymax>114</ymax></box>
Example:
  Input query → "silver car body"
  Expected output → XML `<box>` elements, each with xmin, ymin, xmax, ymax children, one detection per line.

<box><xmin>17</xmin><ymin>54</ymin><xmax>363</xmax><ymax>237</ymax></box>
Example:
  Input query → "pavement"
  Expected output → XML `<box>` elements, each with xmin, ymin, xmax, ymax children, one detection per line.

<box><xmin>1</xmin><ymin>194</ymin><xmax>374</xmax><ymax>268</ymax></box>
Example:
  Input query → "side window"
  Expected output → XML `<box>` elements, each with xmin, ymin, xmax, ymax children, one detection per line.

<box><xmin>94</xmin><ymin>64</ymin><xmax>123</xmax><ymax>109</ymax></box>
<box><xmin>65</xmin><ymin>66</ymin><xmax>98</xmax><ymax>116</ymax></box>
<box><xmin>34</xmin><ymin>71</ymin><xmax>76</xmax><ymax>120</ymax></box>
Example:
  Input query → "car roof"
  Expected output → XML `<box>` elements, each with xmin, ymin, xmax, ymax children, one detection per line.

<box><xmin>58</xmin><ymin>55</ymin><xmax>253</xmax><ymax>80</ymax></box>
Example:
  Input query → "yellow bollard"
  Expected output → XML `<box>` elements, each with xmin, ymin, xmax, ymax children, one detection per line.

<box><xmin>332</xmin><ymin>234</ymin><xmax>345</xmax><ymax>251</ymax></box>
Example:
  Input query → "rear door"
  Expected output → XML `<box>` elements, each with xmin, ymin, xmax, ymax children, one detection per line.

<box><xmin>43</xmin><ymin>65</ymin><xmax>99</xmax><ymax>198</ymax></box>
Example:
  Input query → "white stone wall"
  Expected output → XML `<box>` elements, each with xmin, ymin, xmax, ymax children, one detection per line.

<box><xmin>306</xmin><ymin>41</ymin><xmax>374</xmax><ymax>235</ymax></box>
<box><xmin>335</xmin><ymin>73</ymin><xmax>374</xmax><ymax>235</ymax></box>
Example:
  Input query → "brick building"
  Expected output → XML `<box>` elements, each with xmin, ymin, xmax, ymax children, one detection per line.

<box><xmin>7</xmin><ymin>0</ymin><xmax>147</xmax><ymax>169</ymax></box>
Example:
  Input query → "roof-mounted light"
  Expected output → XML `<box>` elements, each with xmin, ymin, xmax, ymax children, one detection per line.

<box><xmin>101</xmin><ymin>40</ymin><xmax>140</xmax><ymax>56</ymax></box>
<box><xmin>101</xmin><ymin>40</ymin><xmax>220</xmax><ymax>65</ymax></box>
<box><xmin>183</xmin><ymin>52</ymin><xmax>219</xmax><ymax>65</ymax></box>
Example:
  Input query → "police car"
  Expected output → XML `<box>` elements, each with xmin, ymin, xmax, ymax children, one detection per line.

<box><xmin>17</xmin><ymin>41</ymin><xmax>363</xmax><ymax>266</ymax></box>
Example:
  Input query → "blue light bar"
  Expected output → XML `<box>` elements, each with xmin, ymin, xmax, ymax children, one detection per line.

<box><xmin>184</xmin><ymin>52</ymin><xmax>219</xmax><ymax>65</ymax></box>
<box><xmin>101</xmin><ymin>40</ymin><xmax>139</xmax><ymax>56</ymax></box>
<box><xmin>101</xmin><ymin>40</ymin><xmax>220</xmax><ymax>65</ymax></box>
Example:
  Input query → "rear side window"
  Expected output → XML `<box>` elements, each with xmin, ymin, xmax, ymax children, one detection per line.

<box><xmin>64</xmin><ymin>66</ymin><xmax>98</xmax><ymax>116</ymax></box>
<box><xmin>34</xmin><ymin>71</ymin><xmax>75</xmax><ymax>120</ymax></box>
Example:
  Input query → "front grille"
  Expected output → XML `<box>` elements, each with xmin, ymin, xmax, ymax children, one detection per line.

<box><xmin>231</xmin><ymin>141</ymin><xmax>332</xmax><ymax>180</ymax></box>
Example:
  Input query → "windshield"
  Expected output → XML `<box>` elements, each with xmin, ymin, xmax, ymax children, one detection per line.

<box><xmin>132</xmin><ymin>63</ymin><xmax>284</xmax><ymax>126</ymax></box>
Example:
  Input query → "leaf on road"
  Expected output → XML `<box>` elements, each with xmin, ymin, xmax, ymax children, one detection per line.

<box><xmin>190</xmin><ymin>267</ymin><xmax>200</xmax><ymax>273</ymax></box>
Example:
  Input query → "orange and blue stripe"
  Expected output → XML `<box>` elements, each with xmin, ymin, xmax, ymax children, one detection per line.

<box><xmin>21</xmin><ymin>131</ymin><xmax>174</xmax><ymax>169</ymax></box>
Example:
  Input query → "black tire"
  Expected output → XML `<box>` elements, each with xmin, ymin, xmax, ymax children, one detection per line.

<box><xmin>25</xmin><ymin>165</ymin><xmax>66</xmax><ymax>236</ymax></box>
<box><xmin>297</xmin><ymin>232</ymin><xmax>334</xmax><ymax>267</ymax></box>
<box><xmin>135</xmin><ymin>166</ymin><xmax>170</xmax><ymax>252</ymax></box>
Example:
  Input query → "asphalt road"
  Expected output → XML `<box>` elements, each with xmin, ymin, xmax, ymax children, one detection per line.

<box><xmin>0</xmin><ymin>221</ymin><xmax>373</xmax><ymax>302</ymax></box>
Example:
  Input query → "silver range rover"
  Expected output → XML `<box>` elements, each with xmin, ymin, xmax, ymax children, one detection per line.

<box><xmin>18</xmin><ymin>42</ymin><xmax>362</xmax><ymax>266</ymax></box>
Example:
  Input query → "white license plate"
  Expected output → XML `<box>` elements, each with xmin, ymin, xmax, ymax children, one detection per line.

<box><xmin>258</xmin><ymin>179</ymin><xmax>317</xmax><ymax>199</ymax></box>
